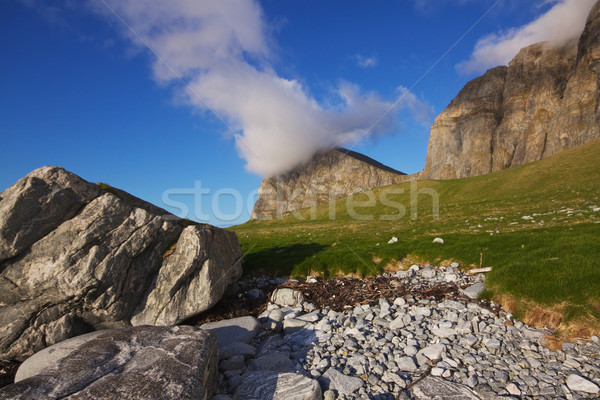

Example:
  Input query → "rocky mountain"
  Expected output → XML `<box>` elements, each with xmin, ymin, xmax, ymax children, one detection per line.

<box><xmin>422</xmin><ymin>1</ymin><xmax>600</xmax><ymax>180</ymax></box>
<box><xmin>251</xmin><ymin>148</ymin><xmax>409</xmax><ymax>219</ymax></box>
<box><xmin>0</xmin><ymin>166</ymin><xmax>242</xmax><ymax>361</ymax></box>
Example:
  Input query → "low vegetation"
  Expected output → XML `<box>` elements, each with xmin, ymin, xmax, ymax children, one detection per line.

<box><xmin>231</xmin><ymin>139</ymin><xmax>600</xmax><ymax>340</ymax></box>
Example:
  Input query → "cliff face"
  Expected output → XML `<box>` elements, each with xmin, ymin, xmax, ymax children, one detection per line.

<box><xmin>422</xmin><ymin>1</ymin><xmax>600</xmax><ymax>180</ymax></box>
<box><xmin>251</xmin><ymin>148</ymin><xmax>408</xmax><ymax>219</ymax></box>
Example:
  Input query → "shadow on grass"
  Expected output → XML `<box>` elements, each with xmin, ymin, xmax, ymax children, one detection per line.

<box><xmin>242</xmin><ymin>243</ymin><xmax>328</xmax><ymax>277</ymax></box>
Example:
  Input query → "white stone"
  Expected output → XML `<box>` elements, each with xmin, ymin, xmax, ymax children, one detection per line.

<box><xmin>387</xmin><ymin>237</ymin><xmax>398</xmax><ymax>244</ymax></box>
<box><xmin>418</xmin><ymin>344</ymin><xmax>445</xmax><ymax>361</ymax></box>
<box><xmin>432</xmin><ymin>328</ymin><xmax>457</xmax><ymax>338</ymax></box>
<box><xmin>394</xmin><ymin>297</ymin><xmax>407</xmax><ymax>306</ymax></box>
<box><xmin>396</xmin><ymin>356</ymin><xmax>419</xmax><ymax>372</ymax></box>
<box><xmin>271</xmin><ymin>288</ymin><xmax>304</xmax><ymax>307</ymax></box>
<box><xmin>462</xmin><ymin>283</ymin><xmax>485</xmax><ymax>299</ymax></box>
<box><xmin>389</xmin><ymin>316</ymin><xmax>405</xmax><ymax>330</ymax></box>
<box><xmin>432</xmin><ymin>237</ymin><xmax>444</xmax><ymax>244</ymax></box>
<box><xmin>506</xmin><ymin>383</ymin><xmax>521</xmax><ymax>396</ymax></box>
<box><xmin>415</xmin><ymin>307</ymin><xmax>432</xmax><ymax>317</ymax></box>
<box><xmin>566</xmin><ymin>374</ymin><xmax>599</xmax><ymax>394</ymax></box>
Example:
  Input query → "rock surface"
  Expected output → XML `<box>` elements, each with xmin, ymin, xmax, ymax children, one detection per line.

<box><xmin>0</xmin><ymin>166</ymin><xmax>242</xmax><ymax>361</ymax></box>
<box><xmin>410</xmin><ymin>376</ymin><xmax>481</xmax><ymax>399</ymax></box>
<box><xmin>422</xmin><ymin>1</ymin><xmax>600</xmax><ymax>180</ymax></box>
<box><xmin>0</xmin><ymin>326</ymin><xmax>218</xmax><ymax>400</ymax></box>
<box><xmin>15</xmin><ymin>330</ymin><xmax>109</xmax><ymax>382</ymax></box>
<box><xmin>251</xmin><ymin>148</ymin><xmax>409</xmax><ymax>219</ymax></box>
<box><xmin>234</xmin><ymin>371</ymin><xmax>322</xmax><ymax>400</ymax></box>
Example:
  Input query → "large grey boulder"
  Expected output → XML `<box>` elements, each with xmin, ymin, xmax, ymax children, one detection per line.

<box><xmin>0</xmin><ymin>326</ymin><xmax>218</xmax><ymax>400</ymax></box>
<box><xmin>0</xmin><ymin>166</ymin><xmax>242</xmax><ymax>361</ymax></box>
<box><xmin>234</xmin><ymin>371</ymin><xmax>322</xmax><ymax>400</ymax></box>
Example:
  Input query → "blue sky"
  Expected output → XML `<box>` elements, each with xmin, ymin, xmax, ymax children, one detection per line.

<box><xmin>0</xmin><ymin>0</ymin><xmax>594</xmax><ymax>226</ymax></box>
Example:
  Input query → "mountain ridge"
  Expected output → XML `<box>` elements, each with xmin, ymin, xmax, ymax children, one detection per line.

<box><xmin>251</xmin><ymin>147</ymin><xmax>410</xmax><ymax>219</ymax></box>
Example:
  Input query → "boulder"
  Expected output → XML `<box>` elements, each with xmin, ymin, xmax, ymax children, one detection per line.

<box><xmin>235</xmin><ymin>371</ymin><xmax>322</xmax><ymax>400</ymax></box>
<box><xmin>0</xmin><ymin>326</ymin><xmax>218</xmax><ymax>400</ymax></box>
<box><xmin>0</xmin><ymin>166</ymin><xmax>242</xmax><ymax>361</ymax></box>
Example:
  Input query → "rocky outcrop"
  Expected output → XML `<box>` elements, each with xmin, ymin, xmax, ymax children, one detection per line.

<box><xmin>251</xmin><ymin>148</ymin><xmax>409</xmax><ymax>219</ymax></box>
<box><xmin>1</xmin><ymin>326</ymin><xmax>218</xmax><ymax>400</ymax></box>
<box><xmin>422</xmin><ymin>1</ymin><xmax>600</xmax><ymax>180</ymax></box>
<box><xmin>0</xmin><ymin>166</ymin><xmax>242</xmax><ymax>361</ymax></box>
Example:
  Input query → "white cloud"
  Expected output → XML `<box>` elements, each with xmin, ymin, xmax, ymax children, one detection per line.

<box><xmin>355</xmin><ymin>54</ymin><xmax>378</xmax><ymax>68</ymax></box>
<box><xmin>457</xmin><ymin>0</ymin><xmax>596</xmax><ymax>75</ymax></box>
<box><xmin>94</xmin><ymin>0</ymin><xmax>428</xmax><ymax>177</ymax></box>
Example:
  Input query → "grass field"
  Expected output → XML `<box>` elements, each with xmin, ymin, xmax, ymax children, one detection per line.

<box><xmin>231</xmin><ymin>140</ymin><xmax>600</xmax><ymax>339</ymax></box>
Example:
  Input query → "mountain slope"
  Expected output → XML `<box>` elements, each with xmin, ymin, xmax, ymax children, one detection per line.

<box><xmin>233</xmin><ymin>139</ymin><xmax>600</xmax><ymax>337</ymax></box>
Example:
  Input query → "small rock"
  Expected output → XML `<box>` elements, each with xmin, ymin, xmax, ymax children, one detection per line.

<box><xmin>246</xmin><ymin>352</ymin><xmax>294</xmax><ymax>373</ymax></box>
<box><xmin>246</xmin><ymin>288</ymin><xmax>264</xmax><ymax>303</ymax></box>
<box><xmin>506</xmin><ymin>383</ymin><xmax>521</xmax><ymax>396</ymax></box>
<box><xmin>388</xmin><ymin>237</ymin><xmax>399</xmax><ymax>244</ymax></box>
<box><xmin>323</xmin><ymin>390</ymin><xmax>335</xmax><ymax>400</ymax></box>
<box><xmin>219</xmin><ymin>355</ymin><xmax>245</xmax><ymax>371</ymax></box>
<box><xmin>421</xmin><ymin>267</ymin><xmax>436</xmax><ymax>279</ymax></box>
<box><xmin>432</xmin><ymin>237</ymin><xmax>444</xmax><ymax>244</ymax></box>
<box><xmin>462</xmin><ymin>283</ymin><xmax>485</xmax><ymax>299</ymax></box>
<box><xmin>432</xmin><ymin>328</ymin><xmax>457</xmax><ymax>338</ymax></box>
<box><xmin>201</xmin><ymin>316</ymin><xmax>261</xmax><ymax>349</ymax></box>
<box><xmin>320</xmin><ymin>367</ymin><xmax>364</xmax><ymax>395</ymax></box>
<box><xmin>418</xmin><ymin>344</ymin><xmax>445</xmax><ymax>361</ymax></box>
<box><xmin>271</xmin><ymin>288</ymin><xmax>304</xmax><ymax>307</ymax></box>
<box><xmin>219</xmin><ymin>342</ymin><xmax>256</xmax><ymax>361</ymax></box>
<box><xmin>396</xmin><ymin>356</ymin><xmax>419</xmax><ymax>372</ymax></box>
<box><xmin>283</xmin><ymin>318</ymin><xmax>308</xmax><ymax>335</ymax></box>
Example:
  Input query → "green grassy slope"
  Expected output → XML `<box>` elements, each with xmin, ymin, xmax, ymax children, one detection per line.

<box><xmin>231</xmin><ymin>140</ymin><xmax>600</xmax><ymax>330</ymax></box>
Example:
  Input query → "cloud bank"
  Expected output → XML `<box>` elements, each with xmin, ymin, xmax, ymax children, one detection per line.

<box><xmin>355</xmin><ymin>54</ymin><xmax>378</xmax><ymax>68</ymax></box>
<box><xmin>95</xmin><ymin>0</ymin><xmax>428</xmax><ymax>177</ymax></box>
<box><xmin>457</xmin><ymin>0</ymin><xmax>596</xmax><ymax>75</ymax></box>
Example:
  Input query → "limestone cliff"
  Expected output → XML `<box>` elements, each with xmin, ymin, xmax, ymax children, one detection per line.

<box><xmin>422</xmin><ymin>1</ymin><xmax>600</xmax><ymax>180</ymax></box>
<box><xmin>0</xmin><ymin>166</ymin><xmax>242</xmax><ymax>361</ymax></box>
<box><xmin>251</xmin><ymin>148</ymin><xmax>409</xmax><ymax>219</ymax></box>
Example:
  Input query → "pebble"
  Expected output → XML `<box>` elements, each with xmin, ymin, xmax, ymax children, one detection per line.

<box><xmin>210</xmin><ymin>266</ymin><xmax>600</xmax><ymax>400</ymax></box>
